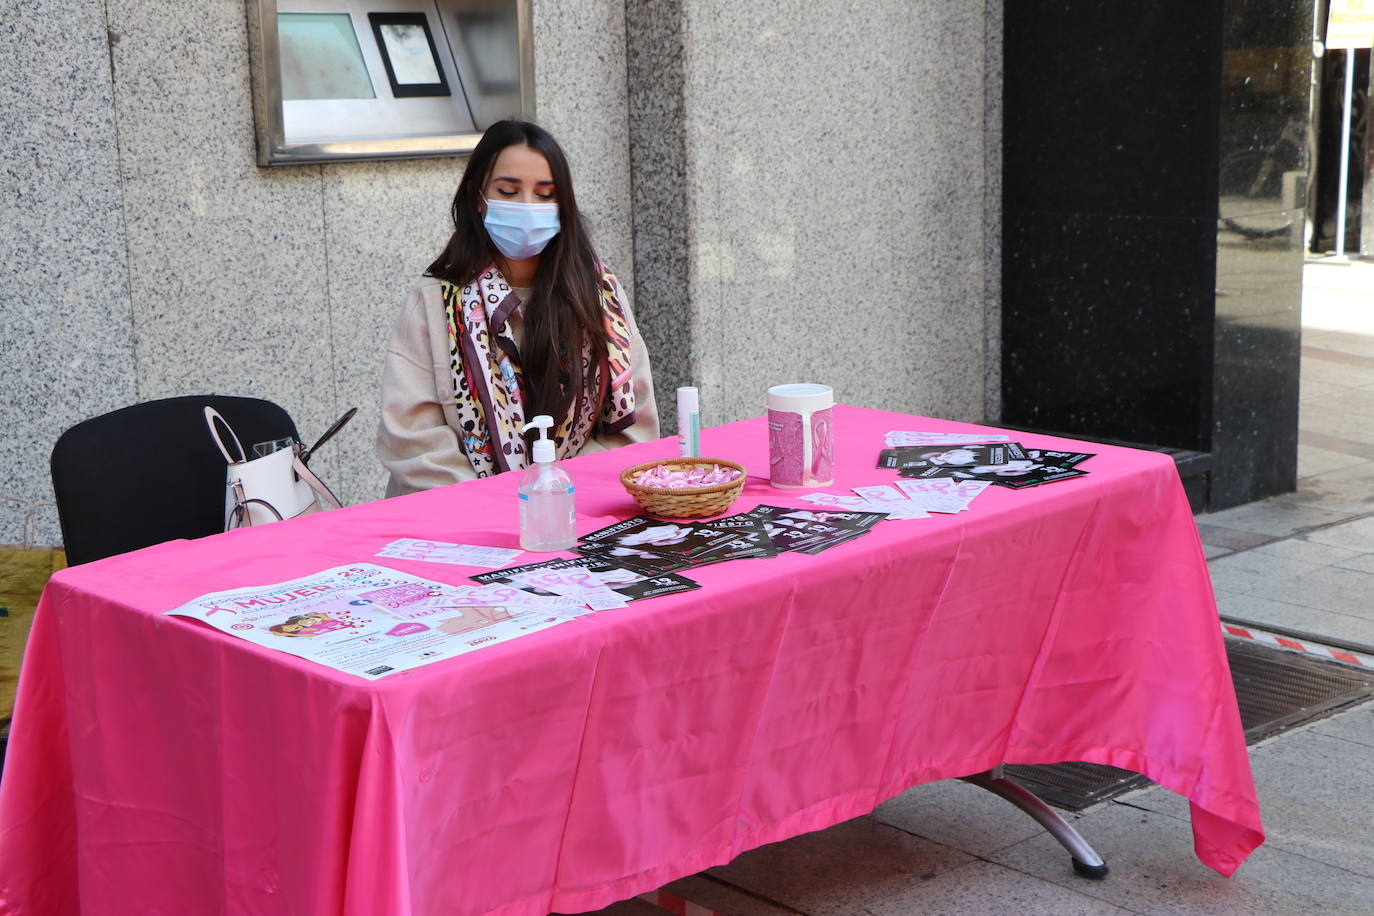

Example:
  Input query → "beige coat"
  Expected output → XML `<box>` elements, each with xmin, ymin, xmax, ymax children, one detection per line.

<box><xmin>377</xmin><ymin>275</ymin><xmax>660</xmax><ymax>497</ymax></box>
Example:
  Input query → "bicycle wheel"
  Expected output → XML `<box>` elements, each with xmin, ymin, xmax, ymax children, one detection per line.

<box><xmin>1218</xmin><ymin>150</ymin><xmax>1294</xmax><ymax>240</ymax></box>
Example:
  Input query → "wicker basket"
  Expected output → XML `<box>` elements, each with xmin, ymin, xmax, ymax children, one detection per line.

<box><xmin>620</xmin><ymin>457</ymin><xmax>747</xmax><ymax>519</ymax></box>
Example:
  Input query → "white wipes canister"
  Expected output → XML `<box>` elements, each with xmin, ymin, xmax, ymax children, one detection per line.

<box><xmin>766</xmin><ymin>383</ymin><xmax>834</xmax><ymax>488</ymax></box>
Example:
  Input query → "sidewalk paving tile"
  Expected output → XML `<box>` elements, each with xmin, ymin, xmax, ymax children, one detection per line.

<box><xmin>1303</xmin><ymin>331</ymin><xmax>1374</xmax><ymax>359</ymax></box>
<box><xmin>661</xmin><ymin>875</ymin><xmax>803</xmax><ymax>916</ymax></box>
<box><xmin>563</xmin><ymin>898</ymin><xmax>671</xmax><ymax>916</ymax></box>
<box><xmin>705</xmin><ymin>816</ymin><xmax>976</xmax><ymax>916</ymax></box>
<box><xmin>1194</xmin><ymin>525</ymin><xmax>1274</xmax><ymax>552</ymax></box>
<box><xmin>1238</xmin><ymin>730</ymin><xmax>1374</xmax><ymax>879</ymax></box>
<box><xmin>986</xmin><ymin>802</ymin><xmax>1374</xmax><ymax>915</ymax></box>
<box><xmin>1232</xmin><ymin>538</ymin><xmax>1363</xmax><ymax>566</ymax></box>
<box><xmin>1298</xmin><ymin>430</ymin><xmax>1374</xmax><ymax>460</ymax></box>
<box><xmin>1332</xmin><ymin>552</ymin><xmax>1374</xmax><ymax>575</ymax></box>
<box><xmin>1280</xmin><ymin>468</ymin><xmax>1374</xmax><ymax>516</ymax></box>
<box><xmin>1108</xmin><ymin>785</ymin><xmax>1191</xmax><ymax>824</ymax></box>
<box><xmin>1205</xmin><ymin>552</ymin><xmax>1324</xmax><ymax>595</ymax></box>
<box><xmin>1298</xmin><ymin>403</ymin><xmax>1374</xmax><ymax>441</ymax></box>
<box><xmin>870</xmin><ymin>777</ymin><xmax>1050</xmax><ymax>858</ymax></box>
<box><xmin>1308</xmin><ymin>700</ymin><xmax>1374</xmax><ymax>748</ymax></box>
<box><xmin>855</xmin><ymin>860</ymin><xmax>1139</xmax><ymax>916</ymax></box>
<box><xmin>1197</xmin><ymin>502</ymin><xmax>1351</xmax><ymax>538</ymax></box>
<box><xmin>1302</xmin><ymin>386</ymin><xmax>1374</xmax><ymax>420</ymax></box>
<box><xmin>1299</xmin><ymin>378</ymin><xmax>1346</xmax><ymax>400</ymax></box>
<box><xmin>1298</xmin><ymin>462</ymin><xmax>1374</xmax><ymax>486</ymax></box>
<box><xmin>1237</xmin><ymin>564</ymin><xmax>1374</xmax><ymax>622</ymax></box>
<box><xmin>1296</xmin><ymin>444</ymin><xmax>1368</xmax><ymax>478</ymax></box>
<box><xmin>1304</xmin><ymin>516</ymin><xmax>1374</xmax><ymax>553</ymax></box>
<box><xmin>1118</xmin><ymin>710</ymin><xmax>1374</xmax><ymax>881</ymax></box>
<box><xmin>1311</xmin><ymin>343</ymin><xmax>1374</xmax><ymax>365</ymax></box>
<box><xmin>1300</xmin><ymin>359</ymin><xmax>1374</xmax><ymax>389</ymax></box>
<box><xmin>1212</xmin><ymin>592</ymin><xmax>1374</xmax><ymax>645</ymax></box>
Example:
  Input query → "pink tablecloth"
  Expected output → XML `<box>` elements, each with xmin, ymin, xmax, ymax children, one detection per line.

<box><xmin>0</xmin><ymin>406</ymin><xmax>1263</xmax><ymax>915</ymax></box>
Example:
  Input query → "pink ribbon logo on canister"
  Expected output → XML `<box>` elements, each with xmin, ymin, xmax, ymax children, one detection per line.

<box><xmin>766</xmin><ymin>384</ymin><xmax>834</xmax><ymax>489</ymax></box>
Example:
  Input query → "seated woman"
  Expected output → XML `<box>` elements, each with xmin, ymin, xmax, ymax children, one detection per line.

<box><xmin>378</xmin><ymin>120</ymin><xmax>659</xmax><ymax>496</ymax></box>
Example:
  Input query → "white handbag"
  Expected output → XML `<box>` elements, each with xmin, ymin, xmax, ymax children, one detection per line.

<box><xmin>204</xmin><ymin>406</ymin><xmax>343</xmax><ymax>530</ymax></box>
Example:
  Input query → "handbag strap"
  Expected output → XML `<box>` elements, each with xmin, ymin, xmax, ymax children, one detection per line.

<box><xmin>292</xmin><ymin>447</ymin><xmax>344</xmax><ymax>510</ymax></box>
<box><xmin>225</xmin><ymin>481</ymin><xmax>285</xmax><ymax>530</ymax></box>
<box><xmin>204</xmin><ymin>406</ymin><xmax>246</xmax><ymax>464</ymax></box>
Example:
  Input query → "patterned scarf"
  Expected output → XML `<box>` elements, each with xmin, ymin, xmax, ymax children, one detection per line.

<box><xmin>440</xmin><ymin>265</ymin><xmax>638</xmax><ymax>477</ymax></box>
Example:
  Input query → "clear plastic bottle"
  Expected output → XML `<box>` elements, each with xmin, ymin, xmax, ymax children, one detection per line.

<box><xmin>518</xmin><ymin>415</ymin><xmax>576</xmax><ymax>551</ymax></box>
<box><xmin>677</xmin><ymin>386</ymin><xmax>700</xmax><ymax>457</ymax></box>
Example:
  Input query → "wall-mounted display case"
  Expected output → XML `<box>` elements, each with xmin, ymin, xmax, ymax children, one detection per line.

<box><xmin>247</xmin><ymin>0</ymin><xmax>533</xmax><ymax>166</ymax></box>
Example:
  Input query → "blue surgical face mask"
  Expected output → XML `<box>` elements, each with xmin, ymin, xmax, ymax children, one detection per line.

<box><xmin>482</xmin><ymin>197</ymin><xmax>560</xmax><ymax>260</ymax></box>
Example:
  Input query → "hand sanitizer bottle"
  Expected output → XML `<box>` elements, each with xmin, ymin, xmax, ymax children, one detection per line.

<box><xmin>518</xmin><ymin>415</ymin><xmax>576</xmax><ymax>551</ymax></box>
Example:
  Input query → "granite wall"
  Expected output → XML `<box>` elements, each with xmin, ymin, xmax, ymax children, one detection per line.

<box><xmin>2</xmin><ymin>0</ymin><xmax>1003</xmax><ymax>549</ymax></box>
<box><xmin>625</xmin><ymin>0</ymin><xmax>1003</xmax><ymax>430</ymax></box>
<box><xmin>1</xmin><ymin>1</ymin><xmax>137</xmax><ymax>547</ymax></box>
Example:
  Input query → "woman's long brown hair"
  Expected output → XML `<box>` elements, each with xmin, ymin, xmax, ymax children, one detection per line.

<box><xmin>426</xmin><ymin>119</ymin><xmax>609</xmax><ymax>437</ymax></box>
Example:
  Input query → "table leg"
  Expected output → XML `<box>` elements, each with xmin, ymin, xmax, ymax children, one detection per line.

<box><xmin>959</xmin><ymin>766</ymin><xmax>1110</xmax><ymax>878</ymax></box>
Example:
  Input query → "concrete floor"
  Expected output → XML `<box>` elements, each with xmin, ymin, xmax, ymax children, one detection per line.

<box><xmin>570</xmin><ymin>259</ymin><xmax>1374</xmax><ymax>916</ymax></box>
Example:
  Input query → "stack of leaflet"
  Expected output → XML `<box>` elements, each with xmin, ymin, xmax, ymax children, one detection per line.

<box><xmin>741</xmin><ymin>505</ymin><xmax>888</xmax><ymax>554</ymax></box>
<box><xmin>470</xmin><ymin>554</ymin><xmax>700</xmax><ymax>609</ymax></box>
<box><xmin>468</xmin><ymin>506</ymin><xmax>890</xmax><ymax>602</ymax></box>
<box><xmin>573</xmin><ymin>508</ymin><xmax>888</xmax><ymax>565</ymax></box>
<box><xmin>878</xmin><ymin>430</ymin><xmax>1093</xmax><ymax>489</ymax></box>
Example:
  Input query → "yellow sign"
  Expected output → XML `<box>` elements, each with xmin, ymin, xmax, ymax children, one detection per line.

<box><xmin>1328</xmin><ymin>0</ymin><xmax>1374</xmax><ymax>49</ymax></box>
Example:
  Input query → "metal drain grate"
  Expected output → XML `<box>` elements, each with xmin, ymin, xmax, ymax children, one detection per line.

<box><xmin>1228</xmin><ymin>638</ymin><xmax>1374</xmax><ymax>742</ymax></box>
<box><xmin>1000</xmin><ymin>761</ymin><xmax>1151</xmax><ymax>812</ymax></box>
<box><xmin>1004</xmin><ymin>637</ymin><xmax>1374</xmax><ymax>811</ymax></box>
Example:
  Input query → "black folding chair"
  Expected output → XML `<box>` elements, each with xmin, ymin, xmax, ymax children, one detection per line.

<box><xmin>51</xmin><ymin>396</ymin><xmax>300</xmax><ymax>566</ymax></box>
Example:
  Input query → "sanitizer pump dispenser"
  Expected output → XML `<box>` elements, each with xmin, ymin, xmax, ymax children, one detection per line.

<box><xmin>517</xmin><ymin>415</ymin><xmax>576</xmax><ymax>551</ymax></box>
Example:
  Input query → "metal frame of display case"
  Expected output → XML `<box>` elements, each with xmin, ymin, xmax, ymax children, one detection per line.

<box><xmin>246</xmin><ymin>0</ymin><xmax>534</xmax><ymax>166</ymax></box>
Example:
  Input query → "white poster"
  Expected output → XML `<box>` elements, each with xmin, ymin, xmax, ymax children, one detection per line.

<box><xmin>380</xmin><ymin>23</ymin><xmax>442</xmax><ymax>84</ymax></box>
<box><xmin>1328</xmin><ymin>0</ymin><xmax>1374</xmax><ymax>50</ymax></box>
<box><xmin>166</xmin><ymin>563</ymin><xmax>584</xmax><ymax>680</ymax></box>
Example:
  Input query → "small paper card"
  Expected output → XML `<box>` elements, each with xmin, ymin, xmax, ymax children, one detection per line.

<box><xmin>390</xmin><ymin>592</ymin><xmax>596</xmax><ymax>620</ymax></box>
<box><xmin>850</xmin><ymin>485</ymin><xmax>930</xmax><ymax>519</ymax></box>
<box><xmin>376</xmin><ymin>539</ymin><xmax>524</xmax><ymax>568</ymax></box>
<box><xmin>884</xmin><ymin>431</ymin><xmax>1010</xmax><ymax>447</ymax></box>
<box><xmin>893</xmin><ymin>478</ymin><xmax>990</xmax><ymax>513</ymax></box>
<box><xmin>799</xmin><ymin>492</ymin><xmax>890</xmax><ymax>513</ymax></box>
<box><xmin>407</xmin><ymin>588</ymin><xmax>586</xmax><ymax>612</ymax></box>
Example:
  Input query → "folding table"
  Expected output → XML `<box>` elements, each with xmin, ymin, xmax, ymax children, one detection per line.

<box><xmin>0</xmin><ymin>405</ymin><xmax>1263</xmax><ymax>915</ymax></box>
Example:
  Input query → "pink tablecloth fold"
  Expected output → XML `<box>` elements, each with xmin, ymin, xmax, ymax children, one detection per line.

<box><xmin>0</xmin><ymin>406</ymin><xmax>1262</xmax><ymax>915</ymax></box>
